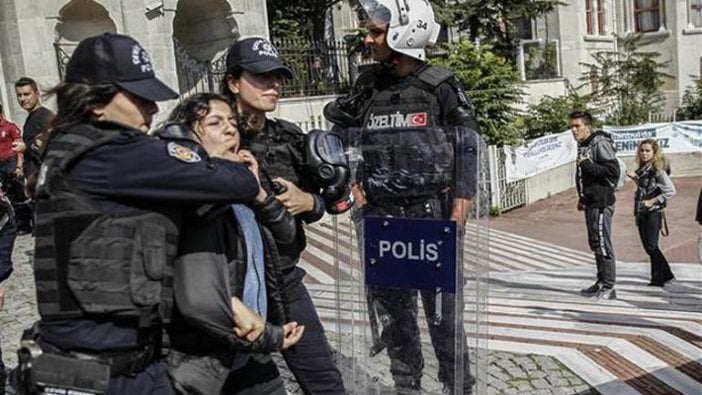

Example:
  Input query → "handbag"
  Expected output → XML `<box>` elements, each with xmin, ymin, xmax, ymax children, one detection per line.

<box><xmin>660</xmin><ymin>210</ymin><xmax>669</xmax><ymax>237</ymax></box>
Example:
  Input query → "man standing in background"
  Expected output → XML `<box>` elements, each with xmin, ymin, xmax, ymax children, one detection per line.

<box><xmin>14</xmin><ymin>77</ymin><xmax>54</xmax><ymax>234</ymax></box>
<box><xmin>571</xmin><ymin>111</ymin><xmax>620</xmax><ymax>300</ymax></box>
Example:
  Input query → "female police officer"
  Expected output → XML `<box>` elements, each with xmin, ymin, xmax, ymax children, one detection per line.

<box><xmin>220</xmin><ymin>38</ymin><xmax>345</xmax><ymax>394</ymax></box>
<box><xmin>20</xmin><ymin>33</ymin><xmax>262</xmax><ymax>394</ymax></box>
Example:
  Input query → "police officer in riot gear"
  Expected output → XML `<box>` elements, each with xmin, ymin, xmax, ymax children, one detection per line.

<box><xmin>325</xmin><ymin>0</ymin><xmax>479</xmax><ymax>393</ymax></box>
<box><xmin>221</xmin><ymin>37</ymin><xmax>346</xmax><ymax>394</ymax></box>
<box><xmin>16</xmin><ymin>33</ymin><xmax>265</xmax><ymax>395</ymax></box>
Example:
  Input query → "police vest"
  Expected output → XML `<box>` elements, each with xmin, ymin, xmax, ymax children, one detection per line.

<box><xmin>358</xmin><ymin>64</ymin><xmax>455</xmax><ymax>129</ymax></box>
<box><xmin>242</xmin><ymin>119</ymin><xmax>308</xmax><ymax>193</ymax></box>
<box><xmin>356</xmin><ymin>65</ymin><xmax>456</xmax><ymax>201</ymax></box>
<box><xmin>34</xmin><ymin>123</ymin><xmax>178</xmax><ymax>324</ymax></box>
<box><xmin>240</xmin><ymin>119</ymin><xmax>309</xmax><ymax>270</ymax></box>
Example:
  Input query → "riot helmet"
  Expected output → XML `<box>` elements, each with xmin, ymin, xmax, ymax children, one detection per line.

<box><xmin>355</xmin><ymin>0</ymin><xmax>439</xmax><ymax>61</ymax></box>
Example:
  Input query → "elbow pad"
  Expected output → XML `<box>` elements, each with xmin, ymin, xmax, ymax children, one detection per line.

<box><xmin>253</xmin><ymin>194</ymin><xmax>296</xmax><ymax>244</ymax></box>
<box><xmin>447</xmin><ymin>105</ymin><xmax>480</xmax><ymax>132</ymax></box>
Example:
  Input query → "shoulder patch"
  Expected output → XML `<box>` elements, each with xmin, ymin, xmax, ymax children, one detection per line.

<box><xmin>272</xmin><ymin>118</ymin><xmax>304</xmax><ymax>136</ymax></box>
<box><xmin>167</xmin><ymin>142</ymin><xmax>201</xmax><ymax>163</ymax></box>
<box><xmin>416</xmin><ymin>65</ymin><xmax>454</xmax><ymax>88</ymax></box>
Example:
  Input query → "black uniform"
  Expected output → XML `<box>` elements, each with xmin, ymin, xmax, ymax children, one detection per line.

<box><xmin>22</xmin><ymin>107</ymin><xmax>53</xmax><ymax>171</ymax></box>
<box><xmin>24</xmin><ymin>120</ymin><xmax>259</xmax><ymax>394</ymax></box>
<box><xmin>241</xmin><ymin>118</ymin><xmax>346</xmax><ymax>395</ymax></box>
<box><xmin>330</xmin><ymin>62</ymin><xmax>479</xmax><ymax>393</ymax></box>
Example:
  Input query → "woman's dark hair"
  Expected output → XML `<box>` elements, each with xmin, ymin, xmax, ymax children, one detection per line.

<box><xmin>47</xmin><ymin>81</ymin><xmax>120</xmax><ymax>131</ymax></box>
<box><xmin>218</xmin><ymin>67</ymin><xmax>243</xmax><ymax>105</ymax></box>
<box><xmin>166</xmin><ymin>92</ymin><xmax>232</xmax><ymax>126</ymax></box>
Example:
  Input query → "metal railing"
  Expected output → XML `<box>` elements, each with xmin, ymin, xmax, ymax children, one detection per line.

<box><xmin>173</xmin><ymin>38</ymin><xmax>357</xmax><ymax>99</ymax></box>
<box><xmin>273</xmin><ymin>38</ymin><xmax>355</xmax><ymax>98</ymax></box>
<box><xmin>56</xmin><ymin>38</ymin><xmax>360</xmax><ymax>99</ymax></box>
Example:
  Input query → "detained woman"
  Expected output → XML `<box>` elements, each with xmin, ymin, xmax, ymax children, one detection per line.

<box><xmin>161</xmin><ymin>93</ymin><xmax>304</xmax><ymax>395</ymax></box>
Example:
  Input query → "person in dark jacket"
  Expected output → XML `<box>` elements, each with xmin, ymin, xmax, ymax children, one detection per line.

<box><xmin>159</xmin><ymin>93</ymin><xmax>304</xmax><ymax>395</ymax></box>
<box><xmin>14</xmin><ymin>77</ymin><xmax>54</xmax><ymax>234</ymax></box>
<box><xmin>631</xmin><ymin>139</ymin><xmax>676</xmax><ymax>286</ymax></box>
<box><xmin>221</xmin><ymin>37</ymin><xmax>345</xmax><ymax>394</ymax></box>
<box><xmin>15</xmin><ymin>33</ymin><xmax>264</xmax><ymax>395</ymax></box>
<box><xmin>571</xmin><ymin>111</ymin><xmax>620</xmax><ymax>300</ymax></box>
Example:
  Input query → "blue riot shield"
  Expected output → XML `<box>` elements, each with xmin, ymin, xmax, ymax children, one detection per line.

<box><xmin>325</xmin><ymin>126</ymin><xmax>489</xmax><ymax>394</ymax></box>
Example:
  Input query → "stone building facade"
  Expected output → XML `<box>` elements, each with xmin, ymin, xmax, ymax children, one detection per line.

<box><xmin>513</xmin><ymin>0</ymin><xmax>702</xmax><ymax>114</ymax></box>
<box><xmin>0</xmin><ymin>0</ymin><xmax>268</xmax><ymax>124</ymax></box>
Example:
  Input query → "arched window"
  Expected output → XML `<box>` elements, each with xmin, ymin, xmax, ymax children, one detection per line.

<box><xmin>172</xmin><ymin>0</ymin><xmax>239</xmax><ymax>94</ymax></box>
<box><xmin>54</xmin><ymin>0</ymin><xmax>116</xmax><ymax>78</ymax></box>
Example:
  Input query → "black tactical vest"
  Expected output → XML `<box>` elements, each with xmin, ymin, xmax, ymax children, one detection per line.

<box><xmin>242</xmin><ymin>119</ymin><xmax>306</xmax><ymax>193</ymax></box>
<box><xmin>34</xmin><ymin>123</ymin><xmax>178</xmax><ymax>325</ymax></box>
<box><xmin>240</xmin><ymin>119</ymin><xmax>312</xmax><ymax>270</ymax></box>
<box><xmin>356</xmin><ymin>65</ymin><xmax>456</xmax><ymax>201</ymax></box>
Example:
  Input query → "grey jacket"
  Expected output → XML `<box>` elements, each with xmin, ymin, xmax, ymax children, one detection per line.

<box><xmin>634</xmin><ymin>164</ymin><xmax>676</xmax><ymax>215</ymax></box>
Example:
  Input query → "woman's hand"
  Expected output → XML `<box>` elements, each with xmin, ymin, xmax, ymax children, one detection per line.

<box><xmin>281</xmin><ymin>322</ymin><xmax>305</xmax><ymax>350</ymax></box>
<box><xmin>231</xmin><ymin>297</ymin><xmax>265</xmax><ymax>343</ymax></box>
<box><xmin>273</xmin><ymin>178</ymin><xmax>314</xmax><ymax>215</ymax></box>
<box><xmin>235</xmin><ymin>150</ymin><xmax>267</xmax><ymax>201</ymax></box>
<box><xmin>644</xmin><ymin>198</ymin><xmax>657</xmax><ymax>208</ymax></box>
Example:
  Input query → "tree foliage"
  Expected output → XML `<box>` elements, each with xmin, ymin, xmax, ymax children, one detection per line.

<box><xmin>521</xmin><ymin>94</ymin><xmax>597</xmax><ymax>140</ymax></box>
<box><xmin>429</xmin><ymin>0</ymin><xmax>562</xmax><ymax>59</ymax></box>
<box><xmin>677</xmin><ymin>75</ymin><xmax>702</xmax><ymax>121</ymax></box>
<box><xmin>429</xmin><ymin>40</ymin><xmax>523</xmax><ymax>145</ymax></box>
<box><xmin>580</xmin><ymin>36</ymin><xmax>671</xmax><ymax>126</ymax></box>
<box><xmin>267</xmin><ymin>0</ymin><xmax>342</xmax><ymax>41</ymax></box>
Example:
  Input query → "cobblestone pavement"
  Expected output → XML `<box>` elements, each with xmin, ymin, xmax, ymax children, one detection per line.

<box><xmin>1</xmin><ymin>235</ymin><xmax>597</xmax><ymax>394</ymax></box>
<box><xmin>0</xmin><ymin>235</ymin><xmax>38</xmax><ymax>370</ymax></box>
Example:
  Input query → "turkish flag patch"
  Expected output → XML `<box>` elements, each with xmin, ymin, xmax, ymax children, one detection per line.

<box><xmin>409</xmin><ymin>112</ymin><xmax>427</xmax><ymax>127</ymax></box>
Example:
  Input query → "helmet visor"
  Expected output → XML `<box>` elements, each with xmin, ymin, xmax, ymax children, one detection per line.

<box><xmin>356</xmin><ymin>0</ymin><xmax>392</xmax><ymax>27</ymax></box>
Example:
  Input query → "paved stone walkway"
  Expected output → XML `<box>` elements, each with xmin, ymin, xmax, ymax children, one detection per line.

<box><xmin>0</xmin><ymin>235</ymin><xmax>595</xmax><ymax>394</ymax></box>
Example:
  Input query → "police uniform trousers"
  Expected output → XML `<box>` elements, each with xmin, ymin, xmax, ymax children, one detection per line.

<box><xmin>363</xmin><ymin>199</ymin><xmax>474</xmax><ymax>392</ymax></box>
<box><xmin>106</xmin><ymin>362</ymin><xmax>174</xmax><ymax>395</ymax></box>
<box><xmin>280</xmin><ymin>267</ymin><xmax>345</xmax><ymax>394</ymax></box>
<box><xmin>584</xmin><ymin>205</ymin><xmax>616</xmax><ymax>289</ymax></box>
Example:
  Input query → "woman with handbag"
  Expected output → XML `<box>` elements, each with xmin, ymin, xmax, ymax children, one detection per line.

<box><xmin>631</xmin><ymin>138</ymin><xmax>676</xmax><ymax>286</ymax></box>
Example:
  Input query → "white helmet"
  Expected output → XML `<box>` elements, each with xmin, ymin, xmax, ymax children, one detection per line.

<box><xmin>357</xmin><ymin>0</ymin><xmax>440</xmax><ymax>61</ymax></box>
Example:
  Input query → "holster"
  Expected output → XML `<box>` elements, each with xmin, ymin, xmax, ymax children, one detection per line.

<box><xmin>17</xmin><ymin>340</ymin><xmax>110</xmax><ymax>395</ymax></box>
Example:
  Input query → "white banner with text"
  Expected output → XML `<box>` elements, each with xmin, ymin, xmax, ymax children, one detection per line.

<box><xmin>505</xmin><ymin>121</ymin><xmax>702</xmax><ymax>182</ymax></box>
<box><xmin>504</xmin><ymin>130</ymin><xmax>577</xmax><ymax>182</ymax></box>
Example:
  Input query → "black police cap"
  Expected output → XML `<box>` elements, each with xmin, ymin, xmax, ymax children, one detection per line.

<box><xmin>225</xmin><ymin>37</ymin><xmax>293</xmax><ymax>80</ymax></box>
<box><xmin>65</xmin><ymin>33</ymin><xmax>178</xmax><ymax>102</ymax></box>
